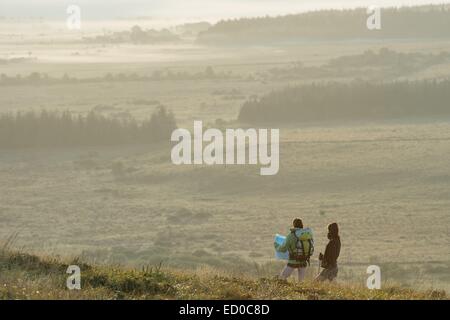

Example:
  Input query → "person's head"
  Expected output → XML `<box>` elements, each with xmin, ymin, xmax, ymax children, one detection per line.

<box><xmin>327</xmin><ymin>222</ymin><xmax>339</xmax><ymax>239</ymax></box>
<box><xmin>293</xmin><ymin>218</ymin><xmax>303</xmax><ymax>229</ymax></box>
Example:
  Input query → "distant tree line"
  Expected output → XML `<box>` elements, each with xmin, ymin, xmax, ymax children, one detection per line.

<box><xmin>265</xmin><ymin>48</ymin><xmax>450</xmax><ymax>81</ymax></box>
<box><xmin>175</xmin><ymin>22</ymin><xmax>212</xmax><ymax>36</ymax></box>
<box><xmin>326</xmin><ymin>48</ymin><xmax>450</xmax><ymax>69</ymax></box>
<box><xmin>197</xmin><ymin>5</ymin><xmax>450</xmax><ymax>45</ymax></box>
<box><xmin>84</xmin><ymin>25</ymin><xmax>181</xmax><ymax>44</ymax></box>
<box><xmin>0</xmin><ymin>107</ymin><xmax>177</xmax><ymax>149</ymax></box>
<box><xmin>238</xmin><ymin>80</ymin><xmax>450</xmax><ymax>124</ymax></box>
<box><xmin>0</xmin><ymin>57</ymin><xmax>35</xmax><ymax>65</ymax></box>
<box><xmin>0</xmin><ymin>67</ymin><xmax>236</xmax><ymax>87</ymax></box>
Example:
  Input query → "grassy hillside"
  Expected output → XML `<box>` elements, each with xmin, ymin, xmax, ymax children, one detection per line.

<box><xmin>0</xmin><ymin>248</ymin><xmax>446</xmax><ymax>300</ymax></box>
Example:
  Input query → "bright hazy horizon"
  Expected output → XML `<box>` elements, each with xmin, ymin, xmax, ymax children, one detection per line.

<box><xmin>1</xmin><ymin>0</ymin><xmax>450</xmax><ymax>21</ymax></box>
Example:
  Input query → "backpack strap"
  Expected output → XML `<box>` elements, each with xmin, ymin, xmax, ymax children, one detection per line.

<box><xmin>301</xmin><ymin>240</ymin><xmax>311</xmax><ymax>266</ymax></box>
<box><xmin>307</xmin><ymin>239</ymin><xmax>313</xmax><ymax>256</ymax></box>
<box><xmin>291</xmin><ymin>230</ymin><xmax>299</xmax><ymax>245</ymax></box>
<box><xmin>307</xmin><ymin>239</ymin><xmax>313</xmax><ymax>266</ymax></box>
<box><xmin>299</xmin><ymin>238</ymin><xmax>305</xmax><ymax>255</ymax></box>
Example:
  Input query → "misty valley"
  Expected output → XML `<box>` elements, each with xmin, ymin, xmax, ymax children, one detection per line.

<box><xmin>0</xmin><ymin>3</ymin><xmax>449</xmax><ymax>299</ymax></box>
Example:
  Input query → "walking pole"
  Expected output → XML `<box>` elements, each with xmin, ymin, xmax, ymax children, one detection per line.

<box><xmin>317</xmin><ymin>253</ymin><xmax>322</xmax><ymax>276</ymax></box>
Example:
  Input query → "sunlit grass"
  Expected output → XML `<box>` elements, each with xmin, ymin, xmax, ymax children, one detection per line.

<box><xmin>0</xmin><ymin>247</ymin><xmax>446</xmax><ymax>300</ymax></box>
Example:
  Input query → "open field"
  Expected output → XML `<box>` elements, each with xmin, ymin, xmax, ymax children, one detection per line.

<box><xmin>1</xmin><ymin>121</ymin><xmax>449</xmax><ymax>291</ymax></box>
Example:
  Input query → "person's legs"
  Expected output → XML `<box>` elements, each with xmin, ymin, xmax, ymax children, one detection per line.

<box><xmin>297</xmin><ymin>267</ymin><xmax>306</xmax><ymax>282</ymax></box>
<box><xmin>280</xmin><ymin>265</ymin><xmax>294</xmax><ymax>280</ymax></box>
<box><xmin>329</xmin><ymin>267</ymin><xmax>338</xmax><ymax>282</ymax></box>
<box><xmin>315</xmin><ymin>269</ymin><xmax>328</xmax><ymax>282</ymax></box>
<box><xmin>315</xmin><ymin>267</ymin><xmax>338</xmax><ymax>282</ymax></box>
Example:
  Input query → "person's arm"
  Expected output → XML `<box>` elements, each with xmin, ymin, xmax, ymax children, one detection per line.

<box><xmin>322</xmin><ymin>240</ymin><xmax>337</xmax><ymax>268</ymax></box>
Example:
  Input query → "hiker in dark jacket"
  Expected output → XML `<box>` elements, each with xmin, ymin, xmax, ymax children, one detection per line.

<box><xmin>316</xmin><ymin>222</ymin><xmax>341</xmax><ymax>282</ymax></box>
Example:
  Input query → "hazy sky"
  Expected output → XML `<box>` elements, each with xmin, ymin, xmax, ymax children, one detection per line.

<box><xmin>1</xmin><ymin>0</ymin><xmax>449</xmax><ymax>20</ymax></box>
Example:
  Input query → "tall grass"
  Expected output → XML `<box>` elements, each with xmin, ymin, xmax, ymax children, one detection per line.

<box><xmin>0</xmin><ymin>245</ymin><xmax>446</xmax><ymax>300</ymax></box>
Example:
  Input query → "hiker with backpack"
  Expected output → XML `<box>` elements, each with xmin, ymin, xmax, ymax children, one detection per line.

<box><xmin>316</xmin><ymin>222</ymin><xmax>341</xmax><ymax>282</ymax></box>
<box><xmin>274</xmin><ymin>218</ymin><xmax>314</xmax><ymax>282</ymax></box>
